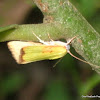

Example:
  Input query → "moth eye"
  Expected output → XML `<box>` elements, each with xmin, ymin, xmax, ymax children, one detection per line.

<box><xmin>66</xmin><ymin>45</ymin><xmax>70</xmax><ymax>50</ymax></box>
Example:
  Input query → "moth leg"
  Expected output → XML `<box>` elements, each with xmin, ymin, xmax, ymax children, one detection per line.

<box><xmin>32</xmin><ymin>32</ymin><xmax>48</xmax><ymax>45</ymax></box>
<box><xmin>47</xmin><ymin>33</ymin><xmax>54</xmax><ymax>41</ymax></box>
<box><xmin>53</xmin><ymin>57</ymin><xmax>63</xmax><ymax>67</ymax></box>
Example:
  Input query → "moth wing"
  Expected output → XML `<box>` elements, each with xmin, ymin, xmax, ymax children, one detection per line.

<box><xmin>7</xmin><ymin>41</ymin><xmax>42</xmax><ymax>64</ymax></box>
<box><xmin>21</xmin><ymin>46</ymin><xmax>67</xmax><ymax>64</ymax></box>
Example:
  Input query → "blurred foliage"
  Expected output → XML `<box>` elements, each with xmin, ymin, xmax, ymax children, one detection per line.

<box><xmin>0</xmin><ymin>0</ymin><xmax>100</xmax><ymax>100</ymax></box>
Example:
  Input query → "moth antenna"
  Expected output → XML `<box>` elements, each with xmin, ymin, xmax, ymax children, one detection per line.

<box><xmin>67</xmin><ymin>50</ymin><xmax>94</xmax><ymax>66</ymax></box>
<box><xmin>67</xmin><ymin>36</ymin><xmax>77</xmax><ymax>45</ymax></box>
<box><xmin>67</xmin><ymin>36</ymin><xmax>99</xmax><ymax>67</ymax></box>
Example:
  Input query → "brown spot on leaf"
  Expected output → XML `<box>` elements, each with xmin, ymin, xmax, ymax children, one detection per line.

<box><xmin>44</xmin><ymin>16</ymin><xmax>54</xmax><ymax>23</ymax></box>
<box><xmin>78</xmin><ymin>38</ymin><xmax>82</xmax><ymax>44</ymax></box>
<box><xmin>59</xmin><ymin>1</ymin><xmax>63</xmax><ymax>6</ymax></box>
<box><xmin>37</xmin><ymin>0</ymin><xmax>48</xmax><ymax>12</ymax></box>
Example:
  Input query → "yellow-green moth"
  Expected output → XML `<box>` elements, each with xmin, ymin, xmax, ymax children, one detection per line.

<box><xmin>7</xmin><ymin>33</ymin><xmax>88</xmax><ymax>64</ymax></box>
